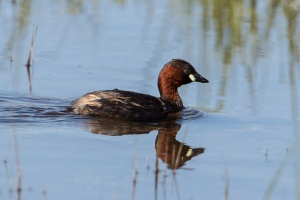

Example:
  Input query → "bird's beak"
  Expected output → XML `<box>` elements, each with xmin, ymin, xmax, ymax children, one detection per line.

<box><xmin>189</xmin><ymin>73</ymin><xmax>209</xmax><ymax>83</ymax></box>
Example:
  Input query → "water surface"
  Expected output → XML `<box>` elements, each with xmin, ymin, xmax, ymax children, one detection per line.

<box><xmin>0</xmin><ymin>1</ymin><xmax>300</xmax><ymax>200</ymax></box>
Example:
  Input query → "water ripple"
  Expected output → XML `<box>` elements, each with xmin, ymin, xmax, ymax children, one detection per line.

<box><xmin>0</xmin><ymin>92</ymin><xmax>76</xmax><ymax>125</ymax></box>
<box><xmin>0</xmin><ymin>93</ymin><xmax>208</xmax><ymax>126</ymax></box>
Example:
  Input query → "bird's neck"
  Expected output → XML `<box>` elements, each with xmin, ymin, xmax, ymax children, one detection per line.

<box><xmin>158</xmin><ymin>79</ymin><xmax>183</xmax><ymax>110</ymax></box>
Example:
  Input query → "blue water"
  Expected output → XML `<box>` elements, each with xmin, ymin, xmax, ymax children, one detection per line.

<box><xmin>0</xmin><ymin>1</ymin><xmax>300</xmax><ymax>200</ymax></box>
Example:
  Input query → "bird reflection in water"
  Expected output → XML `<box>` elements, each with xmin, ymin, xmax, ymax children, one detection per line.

<box><xmin>83</xmin><ymin>118</ymin><xmax>205</xmax><ymax>169</ymax></box>
<box><xmin>155</xmin><ymin>122</ymin><xmax>205</xmax><ymax>169</ymax></box>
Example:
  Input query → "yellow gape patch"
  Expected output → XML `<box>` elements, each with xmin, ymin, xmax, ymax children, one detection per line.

<box><xmin>186</xmin><ymin>148</ymin><xmax>193</xmax><ymax>157</ymax></box>
<box><xmin>189</xmin><ymin>74</ymin><xmax>196</xmax><ymax>82</ymax></box>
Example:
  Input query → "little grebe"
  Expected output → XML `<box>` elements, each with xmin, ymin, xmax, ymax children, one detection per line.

<box><xmin>72</xmin><ymin>59</ymin><xmax>208</xmax><ymax>121</ymax></box>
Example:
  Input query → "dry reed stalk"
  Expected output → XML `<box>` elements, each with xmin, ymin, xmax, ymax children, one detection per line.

<box><xmin>26</xmin><ymin>65</ymin><xmax>32</xmax><ymax>92</ymax></box>
<box><xmin>3</xmin><ymin>142</ymin><xmax>12</xmax><ymax>199</ymax></box>
<box><xmin>26</xmin><ymin>25</ymin><xmax>38</xmax><ymax>67</ymax></box>
<box><xmin>13</xmin><ymin>133</ymin><xmax>22</xmax><ymax>199</ymax></box>
<box><xmin>173</xmin><ymin>142</ymin><xmax>183</xmax><ymax>170</ymax></box>
<box><xmin>174</xmin><ymin>125</ymin><xmax>190</xmax><ymax>169</ymax></box>
<box><xmin>223</xmin><ymin>162</ymin><xmax>229</xmax><ymax>200</ymax></box>
<box><xmin>131</xmin><ymin>137</ymin><xmax>138</xmax><ymax>200</ymax></box>
<box><xmin>263</xmin><ymin>139</ymin><xmax>300</xmax><ymax>200</ymax></box>
<box><xmin>4</xmin><ymin>162</ymin><xmax>13</xmax><ymax>200</ymax></box>
<box><xmin>264</xmin><ymin>147</ymin><xmax>269</xmax><ymax>162</ymax></box>
<box><xmin>171</xmin><ymin>172</ymin><xmax>181</xmax><ymax>200</ymax></box>
<box><xmin>131</xmin><ymin>168</ymin><xmax>138</xmax><ymax>200</ymax></box>
<box><xmin>162</xmin><ymin>137</ymin><xmax>169</xmax><ymax>200</ymax></box>
<box><xmin>162</xmin><ymin>167</ymin><xmax>167</xmax><ymax>200</ymax></box>
<box><xmin>154</xmin><ymin>155</ymin><xmax>159</xmax><ymax>200</ymax></box>
<box><xmin>42</xmin><ymin>184</ymin><xmax>48</xmax><ymax>200</ymax></box>
<box><xmin>145</xmin><ymin>157</ymin><xmax>150</xmax><ymax>170</ymax></box>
